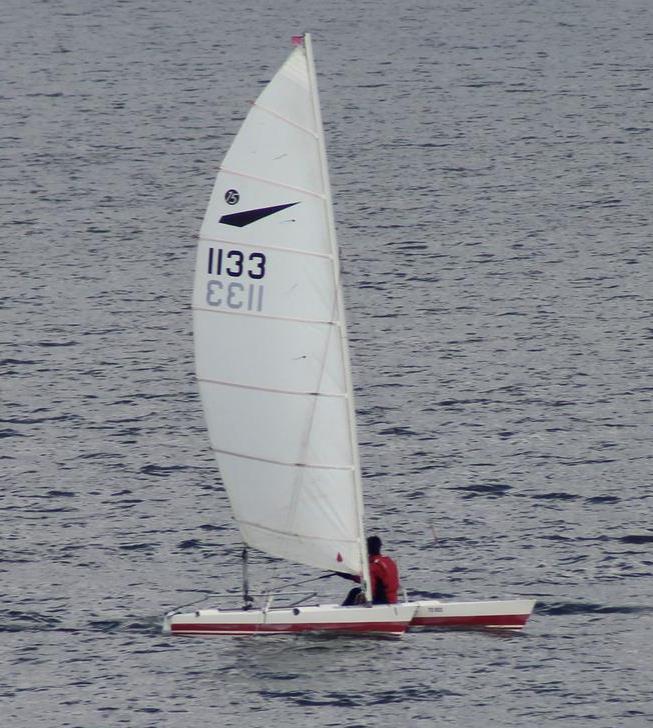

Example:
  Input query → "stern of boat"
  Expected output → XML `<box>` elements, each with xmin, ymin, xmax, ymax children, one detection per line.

<box><xmin>163</xmin><ymin>602</ymin><xmax>417</xmax><ymax>637</ymax></box>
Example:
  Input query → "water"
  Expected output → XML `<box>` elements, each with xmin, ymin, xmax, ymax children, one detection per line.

<box><xmin>2</xmin><ymin>0</ymin><xmax>652</xmax><ymax>725</ymax></box>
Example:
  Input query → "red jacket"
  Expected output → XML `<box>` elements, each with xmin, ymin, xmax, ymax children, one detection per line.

<box><xmin>369</xmin><ymin>554</ymin><xmax>399</xmax><ymax>604</ymax></box>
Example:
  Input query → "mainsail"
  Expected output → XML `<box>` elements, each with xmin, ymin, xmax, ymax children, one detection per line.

<box><xmin>192</xmin><ymin>35</ymin><xmax>369</xmax><ymax>584</ymax></box>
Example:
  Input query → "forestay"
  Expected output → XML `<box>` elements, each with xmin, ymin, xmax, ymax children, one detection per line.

<box><xmin>192</xmin><ymin>36</ymin><xmax>369</xmax><ymax>581</ymax></box>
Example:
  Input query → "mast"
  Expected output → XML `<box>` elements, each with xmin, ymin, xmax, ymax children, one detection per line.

<box><xmin>303</xmin><ymin>33</ymin><xmax>372</xmax><ymax>601</ymax></box>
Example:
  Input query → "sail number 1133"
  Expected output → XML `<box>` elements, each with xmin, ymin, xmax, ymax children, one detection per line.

<box><xmin>207</xmin><ymin>247</ymin><xmax>266</xmax><ymax>279</ymax></box>
<box><xmin>205</xmin><ymin>246</ymin><xmax>266</xmax><ymax>313</ymax></box>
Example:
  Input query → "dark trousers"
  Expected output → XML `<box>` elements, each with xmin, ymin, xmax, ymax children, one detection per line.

<box><xmin>342</xmin><ymin>587</ymin><xmax>389</xmax><ymax>606</ymax></box>
<box><xmin>342</xmin><ymin>587</ymin><xmax>364</xmax><ymax>606</ymax></box>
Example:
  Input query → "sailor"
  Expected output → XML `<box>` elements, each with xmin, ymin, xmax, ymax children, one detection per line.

<box><xmin>340</xmin><ymin>535</ymin><xmax>400</xmax><ymax>606</ymax></box>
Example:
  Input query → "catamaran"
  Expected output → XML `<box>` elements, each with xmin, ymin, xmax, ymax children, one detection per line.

<box><xmin>163</xmin><ymin>34</ymin><xmax>535</xmax><ymax>636</ymax></box>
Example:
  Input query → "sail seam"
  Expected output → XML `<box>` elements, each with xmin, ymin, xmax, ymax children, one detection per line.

<box><xmin>253</xmin><ymin>102</ymin><xmax>319</xmax><ymax>138</ymax></box>
<box><xmin>198</xmin><ymin>236</ymin><xmax>334</xmax><ymax>261</ymax></box>
<box><xmin>198</xmin><ymin>376</ymin><xmax>346</xmax><ymax>399</ymax></box>
<box><xmin>193</xmin><ymin>304</ymin><xmax>340</xmax><ymax>327</ymax></box>
<box><xmin>219</xmin><ymin>167</ymin><xmax>325</xmax><ymax>200</ymax></box>
<box><xmin>212</xmin><ymin>446</ymin><xmax>353</xmax><ymax>471</ymax></box>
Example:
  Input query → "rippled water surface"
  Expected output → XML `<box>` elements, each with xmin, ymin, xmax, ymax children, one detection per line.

<box><xmin>2</xmin><ymin>0</ymin><xmax>652</xmax><ymax>726</ymax></box>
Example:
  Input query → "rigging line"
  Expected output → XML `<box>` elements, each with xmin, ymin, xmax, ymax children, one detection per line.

<box><xmin>165</xmin><ymin>591</ymin><xmax>214</xmax><ymax>615</ymax></box>
<box><xmin>219</xmin><ymin>167</ymin><xmax>325</xmax><ymax>200</ymax></box>
<box><xmin>211</xmin><ymin>446</ymin><xmax>354</xmax><ymax>471</ymax></box>
<box><xmin>192</xmin><ymin>304</ymin><xmax>340</xmax><ymax>327</ymax></box>
<box><xmin>197</xmin><ymin>375</ymin><xmax>347</xmax><ymax>399</ymax></box>
<box><xmin>253</xmin><ymin>102</ymin><xmax>319</xmax><ymax>138</ymax></box>
<box><xmin>265</xmin><ymin>573</ymin><xmax>338</xmax><ymax>594</ymax></box>
<box><xmin>198</xmin><ymin>235</ymin><xmax>334</xmax><ymax>261</ymax></box>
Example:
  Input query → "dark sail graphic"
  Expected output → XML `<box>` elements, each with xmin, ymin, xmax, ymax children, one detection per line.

<box><xmin>219</xmin><ymin>202</ymin><xmax>299</xmax><ymax>228</ymax></box>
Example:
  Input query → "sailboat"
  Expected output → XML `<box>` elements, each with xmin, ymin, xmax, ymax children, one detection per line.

<box><xmin>163</xmin><ymin>34</ymin><xmax>535</xmax><ymax>636</ymax></box>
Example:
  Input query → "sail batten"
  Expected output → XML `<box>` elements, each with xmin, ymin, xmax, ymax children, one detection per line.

<box><xmin>238</xmin><ymin>521</ymin><xmax>360</xmax><ymax>543</ymax></box>
<box><xmin>198</xmin><ymin>376</ymin><xmax>347</xmax><ymax>399</ymax></box>
<box><xmin>199</xmin><ymin>236</ymin><xmax>335</xmax><ymax>261</ymax></box>
<box><xmin>211</xmin><ymin>447</ymin><xmax>355</xmax><ymax>471</ymax></box>
<box><xmin>254</xmin><ymin>102</ymin><xmax>320</xmax><ymax>137</ymax></box>
<box><xmin>193</xmin><ymin>35</ymin><xmax>367</xmax><ymax>578</ymax></box>
<box><xmin>193</xmin><ymin>306</ymin><xmax>340</xmax><ymax>327</ymax></box>
<box><xmin>219</xmin><ymin>167</ymin><xmax>326</xmax><ymax>199</ymax></box>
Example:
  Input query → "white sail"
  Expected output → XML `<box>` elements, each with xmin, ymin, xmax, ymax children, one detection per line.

<box><xmin>193</xmin><ymin>35</ymin><xmax>369</xmax><ymax>581</ymax></box>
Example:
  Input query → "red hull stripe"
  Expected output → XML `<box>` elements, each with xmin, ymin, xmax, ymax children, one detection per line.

<box><xmin>410</xmin><ymin>613</ymin><xmax>530</xmax><ymax>628</ymax></box>
<box><xmin>171</xmin><ymin>621</ymin><xmax>408</xmax><ymax>635</ymax></box>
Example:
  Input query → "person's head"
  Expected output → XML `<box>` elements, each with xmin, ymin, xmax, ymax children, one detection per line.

<box><xmin>367</xmin><ymin>535</ymin><xmax>382</xmax><ymax>556</ymax></box>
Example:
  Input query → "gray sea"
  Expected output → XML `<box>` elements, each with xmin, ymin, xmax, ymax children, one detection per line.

<box><xmin>2</xmin><ymin>0</ymin><xmax>652</xmax><ymax>725</ymax></box>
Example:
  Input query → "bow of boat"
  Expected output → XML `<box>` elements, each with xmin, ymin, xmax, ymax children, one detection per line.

<box><xmin>409</xmin><ymin>598</ymin><xmax>536</xmax><ymax>631</ymax></box>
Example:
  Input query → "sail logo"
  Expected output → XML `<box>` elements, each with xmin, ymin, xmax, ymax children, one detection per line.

<box><xmin>219</xmin><ymin>202</ymin><xmax>299</xmax><ymax>228</ymax></box>
<box><xmin>224</xmin><ymin>189</ymin><xmax>240</xmax><ymax>205</ymax></box>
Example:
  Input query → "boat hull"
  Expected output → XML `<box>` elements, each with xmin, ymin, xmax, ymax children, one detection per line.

<box><xmin>163</xmin><ymin>598</ymin><xmax>535</xmax><ymax>636</ymax></box>
<box><xmin>409</xmin><ymin>599</ymin><xmax>535</xmax><ymax>631</ymax></box>
<box><xmin>164</xmin><ymin>603</ymin><xmax>416</xmax><ymax>637</ymax></box>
